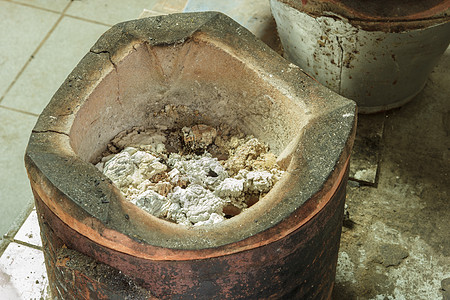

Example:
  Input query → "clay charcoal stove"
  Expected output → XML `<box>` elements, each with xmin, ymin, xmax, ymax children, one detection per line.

<box><xmin>25</xmin><ymin>12</ymin><xmax>356</xmax><ymax>299</ymax></box>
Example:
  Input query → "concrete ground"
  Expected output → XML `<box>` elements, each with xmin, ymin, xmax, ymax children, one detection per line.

<box><xmin>334</xmin><ymin>48</ymin><xmax>450</xmax><ymax>299</ymax></box>
<box><xmin>0</xmin><ymin>0</ymin><xmax>448</xmax><ymax>299</ymax></box>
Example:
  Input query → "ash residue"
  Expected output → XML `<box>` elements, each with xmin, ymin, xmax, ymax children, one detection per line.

<box><xmin>95</xmin><ymin>124</ymin><xmax>284</xmax><ymax>226</ymax></box>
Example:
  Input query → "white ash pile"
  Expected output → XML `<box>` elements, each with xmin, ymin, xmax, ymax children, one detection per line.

<box><xmin>95</xmin><ymin>124</ymin><xmax>284</xmax><ymax>226</ymax></box>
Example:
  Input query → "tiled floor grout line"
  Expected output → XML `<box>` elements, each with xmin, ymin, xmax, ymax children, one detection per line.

<box><xmin>1</xmin><ymin>235</ymin><xmax>43</xmax><ymax>253</ymax></box>
<box><xmin>1</xmin><ymin>0</ymin><xmax>115</xmax><ymax>27</ymax></box>
<box><xmin>1</xmin><ymin>0</ymin><xmax>68</xmax><ymax>14</ymax></box>
<box><xmin>64</xmin><ymin>10</ymin><xmax>175</xmax><ymax>28</ymax></box>
<box><xmin>11</xmin><ymin>239</ymin><xmax>43</xmax><ymax>251</ymax></box>
<box><xmin>0</xmin><ymin>1</ymin><xmax>72</xmax><ymax>105</ymax></box>
<box><xmin>0</xmin><ymin>205</ymin><xmax>34</xmax><ymax>256</ymax></box>
<box><xmin>63</xmin><ymin>14</ymin><xmax>114</xmax><ymax>28</ymax></box>
<box><xmin>0</xmin><ymin>105</ymin><xmax>40</xmax><ymax>117</ymax></box>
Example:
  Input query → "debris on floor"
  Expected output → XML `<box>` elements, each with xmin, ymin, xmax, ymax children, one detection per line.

<box><xmin>95</xmin><ymin>124</ymin><xmax>284</xmax><ymax>226</ymax></box>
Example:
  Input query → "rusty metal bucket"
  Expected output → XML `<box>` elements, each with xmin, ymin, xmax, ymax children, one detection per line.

<box><xmin>271</xmin><ymin>0</ymin><xmax>450</xmax><ymax>113</ymax></box>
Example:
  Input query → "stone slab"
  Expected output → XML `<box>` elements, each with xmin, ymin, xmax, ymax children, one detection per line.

<box><xmin>349</xmin><ymin>113</ymin><xmax>385</xmax><ymax>186</ymax></box>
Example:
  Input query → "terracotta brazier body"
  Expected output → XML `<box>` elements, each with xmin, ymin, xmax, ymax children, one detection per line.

<box><xmin>25</xmin><ymin>12</ymin><xmax>356</xmax><ymax>299</ymax></box>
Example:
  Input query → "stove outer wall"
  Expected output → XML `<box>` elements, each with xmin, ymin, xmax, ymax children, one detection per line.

<box><xmin>36</xmin><ymin>213</ymin><xmax>154</xmax><ymax>299</ymax></box>
<box><xmin>34</xmin><ymin>166</ymin><xmax>348</xmax><ymax>300</ymax></box>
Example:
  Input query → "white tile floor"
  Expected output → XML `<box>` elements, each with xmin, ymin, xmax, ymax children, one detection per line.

<box><xmin>1</xmin><ymin>217</ymin><xmax>48</xmax><ymax>300</ymax></box>
<box><xmin>1</xmin><ymin>0</ymin><xmax>449</xmax><ymax>299</ymax></box>
<box><xmin>0</xmin><ymin>1</ymin><xmax>59</xmax><ymax>97</ymax></box>
<box><xmin>66</xmin><ymin>0</ymin><xmax>160</xmax><ymax>26</ymax></box>
<box><xmin>2</xmin><ymin>16</ymin><xmax>110</xmax><ymax>115</ymax></box>
<box><xmin>0</xmin><ymin>109</ymin><xmax>37</xmax><ymax>236</ymax></box>
<box><xmin>0</xmin><ymin>242</ymin><xmax>48</xmax><ymax>300</ymax></box>
<box><xmin>11</xmin><ymin>0</ymin><xmax>69</xmax><ymax>12</ymax></box>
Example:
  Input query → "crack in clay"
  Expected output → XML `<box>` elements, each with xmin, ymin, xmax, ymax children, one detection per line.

<box><xmin>90</xmin><ymin>49</ymin><xmax>121</xmax><ymax>105</ymax></box>
<box><xmin>336</xmin><ymin>36</ymin><xmax>344</xmax><ymax>94</ymax></box>
<box><xmin>32</xmin><ymin>129</ymin><xmax>69</xmax><ymax>137</ymax></box>
<box><xmin>108</xmin><ymin>52</ymin><xmax>122</xmax><ymax>106</ymax></box>
<box><xmin>55</xmin><ymin>111</ymin><xmax>74</xmax><ymax>117</ymax></box>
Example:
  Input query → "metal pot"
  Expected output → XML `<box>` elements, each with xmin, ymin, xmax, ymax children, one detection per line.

<box><xmin>271</xmin><ymin>0</ymin><xmax>450</xmax><ymax>113</ymax></box>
